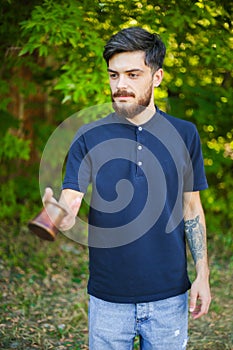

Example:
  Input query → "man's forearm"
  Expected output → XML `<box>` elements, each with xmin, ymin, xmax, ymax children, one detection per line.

<box><xmin>183</xmin><ymin>192</ymin><xmax>209</xmax><ymax>276</ymax></box>
<box><xmin>184</xmin><ymin>215</ymin><xmax>206</xmax><ymax>264</ymax></box>
<box><xmin>184</xmin><ymin>215</ymin><xmax>209</xmax><ymax>279</ymax></box>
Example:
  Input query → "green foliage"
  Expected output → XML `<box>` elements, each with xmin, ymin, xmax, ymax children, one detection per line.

<box><xmin>0</xmin><ymin>131</ymin><xmax>33</xmax><ymax>222</ymax></box>
<box><xmin>0</xmin><ymin>0</ymin><xmax>232</xmax><ymax>249</ymax></box>
<box><xmin>0</xmin><ymin>131</ymin><xmax>30</xmax><ymax>161</ymax></box>
<box><xmin>20</xmin><ymin>0</ymin><xmax>107</xmax><ymax>106</ymax></box>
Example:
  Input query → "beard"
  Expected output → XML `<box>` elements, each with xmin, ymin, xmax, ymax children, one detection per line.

<box><xmin>111</xmin><ymin>82</ymin><xmax>153</xmax><ymax>120</ymax></box>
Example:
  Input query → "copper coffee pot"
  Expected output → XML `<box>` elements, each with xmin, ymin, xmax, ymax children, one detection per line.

<box><xmin>28</xmin><ymin>201</ymin><xmax>68</xmax><ymax>241</ymax></box>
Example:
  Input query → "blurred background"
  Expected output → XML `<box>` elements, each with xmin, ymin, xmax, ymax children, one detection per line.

<box><xmin>0</xmin><ymin>0</ymin><xmax>232</xmax><ymax>349</ymax></box>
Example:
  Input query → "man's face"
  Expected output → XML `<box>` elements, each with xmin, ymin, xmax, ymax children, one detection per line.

<box><xmin>108</xmin><ymin>51</ymin><xmax>155</xmax><ymax>120</ymax></box>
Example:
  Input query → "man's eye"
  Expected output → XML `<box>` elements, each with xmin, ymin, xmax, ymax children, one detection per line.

<box><xmin>109</xmin><ymin>73</ymin><xmax>118</xmax><ymax>79</ymax></box>
<box><xmin>129</xmin><ymin>73</ymin><xmax>138</xmax><ymax>78</ymax></box>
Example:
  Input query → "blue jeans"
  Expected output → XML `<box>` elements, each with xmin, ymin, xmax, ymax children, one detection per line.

<box><xmin>89</xmin><ymin>292</ymin><xmax>189</xmax><ymax>350</ymax></box>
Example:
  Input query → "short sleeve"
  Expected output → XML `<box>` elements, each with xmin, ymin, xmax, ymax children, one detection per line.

<box><xmin>183</xmin><ymin>126</ymin><xmax>208</xmax><ymax>192</ymax></box>
<box><xmin>62</xmin><ymin>131</ymin><xmax>91</xmax><ymax>193</ymax></box>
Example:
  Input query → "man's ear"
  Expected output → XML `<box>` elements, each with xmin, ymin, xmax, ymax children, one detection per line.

<box><xmin>153</xmin><ymin>68</ymin><xmax>164</xmax><ymax>87</ymax></box>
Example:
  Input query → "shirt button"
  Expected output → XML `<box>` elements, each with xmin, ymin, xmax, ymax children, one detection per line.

<box><xmin>138</xmin><ymin>126</ymin><xmax>142</xmax><ymax>131</ymax></box>
<box><xmin>138</xmin><ymin>161</ymin><xmax>143</xmax><ymax>166</ymax></box>
<box><xmin>137</xmin><ymin>145</ymin><xmax>142</xmax><ymax>150</ymax></box>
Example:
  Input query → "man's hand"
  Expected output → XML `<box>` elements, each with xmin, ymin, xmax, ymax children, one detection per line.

<box><xmin>189</xmin><ymin>275</ymin><xmax>211</xmax><ymax>319</ymax></box>
<box><xmin>42</xmin><ymin>187</ymin><xmax>83</xmax><ymax>231</ymax></box>
<box><xmin>42</xmin><ymin>187</ymin><xmax>57</xmax><ymax>205</ymax></box>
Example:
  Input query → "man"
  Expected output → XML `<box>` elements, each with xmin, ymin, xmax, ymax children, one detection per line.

<box><xmin>44</xmin><ymin>27</ymin><xmax>211</xmax><ymax>349</ymax></box>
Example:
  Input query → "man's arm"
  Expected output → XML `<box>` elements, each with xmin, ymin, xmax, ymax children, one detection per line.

<box><xmin>43</xmin><ymin>187</ymin><xmax>84</xmax><ymax>231</ymax></box>
<box><xmin>183</xmin><ymin>191</ymin><xmax>211</xmax><ymax>319</ymax></box>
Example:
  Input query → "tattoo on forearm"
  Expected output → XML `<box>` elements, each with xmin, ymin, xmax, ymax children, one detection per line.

<box><xmin>184</xmin><ymin>215</ymin><xmax>205</xmax><ymax>264</ymax></box>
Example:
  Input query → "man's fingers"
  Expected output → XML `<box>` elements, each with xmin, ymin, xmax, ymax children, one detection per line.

<box><xmin>191</xmin><ymin>303</ymin><xmax>205</xmax><ymax>319</ymax></box>
<box><xmin>190</xmin><ymin>302</ymin><xmax>201</xmax><ymax>319</ymax></box>
<box><xmin>192</xmin><ymin>297</ymin><xmax>211</xmax><ymax>319</ymax></box>
<box><xmin>42</xmin><ymin>187</ymin><xmax>55</xmax><ymax>205</ymax></box>
<box><xmin>189</xmin><ymin>290</ymin><xmax>197</xmax><ymax>313</ymax></box>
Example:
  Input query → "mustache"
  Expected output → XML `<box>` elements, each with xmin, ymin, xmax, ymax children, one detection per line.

<box><xmin>113</xmin><ymin>90</ymin><xmax>135</xmax><ymax>98</ymax></box>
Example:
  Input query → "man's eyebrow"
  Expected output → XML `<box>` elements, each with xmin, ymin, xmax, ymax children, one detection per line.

<box><xmin>107</xmin><ymin>68</ymin><xmax>144</xmax><ymax>73</ymax></box>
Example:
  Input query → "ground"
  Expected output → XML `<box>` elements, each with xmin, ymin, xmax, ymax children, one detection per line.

<box><xmin>0</xmin><ymin>225</ymin><xmax>232</xmax><ymax>349</ymax></box>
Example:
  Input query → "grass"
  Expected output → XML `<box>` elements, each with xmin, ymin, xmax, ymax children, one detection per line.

<box><xmin>0</xmin><ymin>223</ymin><xmax>232</xmax><ymax>349</ymax></box>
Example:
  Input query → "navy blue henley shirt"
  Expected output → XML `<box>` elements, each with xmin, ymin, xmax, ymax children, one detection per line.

<box><xmin>62</xmin><ymin>108</ymin><xmax>208</xmax><ymax>303</ymax></box>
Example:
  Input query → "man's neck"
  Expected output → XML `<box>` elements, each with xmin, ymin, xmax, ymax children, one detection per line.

<box><xmin>126</xmin><ymin>105</ymin><xmax>156</xmax><ymax>126</ymax></box>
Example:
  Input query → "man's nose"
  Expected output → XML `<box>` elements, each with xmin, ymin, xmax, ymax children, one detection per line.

<box><xmin>116</xmin><ymin>74</ymin><xmax>128</xmax><ymax>89</ymax></box>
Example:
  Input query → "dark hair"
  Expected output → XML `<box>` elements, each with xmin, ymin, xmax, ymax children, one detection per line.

<box><xmin>103</xmin><ymin>27</ymin><xmax>166</xmax><ymax>72</ymax></box>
